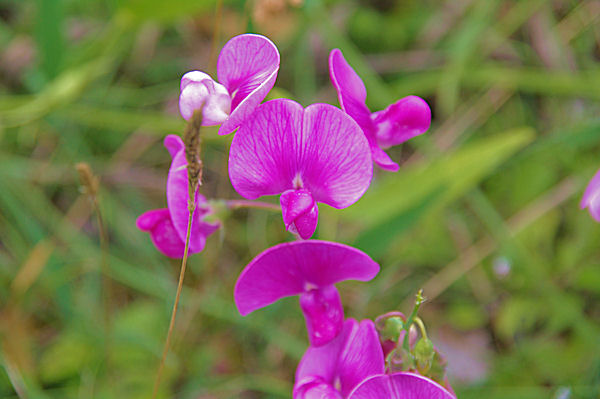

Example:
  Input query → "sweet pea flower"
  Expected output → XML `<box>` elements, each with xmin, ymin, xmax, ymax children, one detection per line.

<box><xmin>294</xmin><ymin>319</ymin><xmax>385</xmax><ymax>399</ymax></box>
<box><xmin>348</xmin><ymin>373</ymin><xmax>455</xmax><ymax>399</ymax></box>
<box><xmin>229</xmin><ymin>99</ymin><xmax>373</xmax><ymax>239</ymax></box>
<box><xmin>179</xmin><ymin>33</ymin><xmax>280</xmax><ymax>135</ymax></box>
<box><xmin>329</xmin><ymin>48</ymin><xmax>431</xmax><ymax>172</ymax></box>
<box><xmin>234</xmin><ymin>241</ymin><xmax>379</xmax><ymax>347</ymax></box>
<box><xmin>581</xmin><ymin>168</ymin><xmax>600</xmax><ymax>222</ymax></box>
<box><xmin>137</xmin><ymin>135</ymin><xmax>219</xmax><ymax>258</ymax></box>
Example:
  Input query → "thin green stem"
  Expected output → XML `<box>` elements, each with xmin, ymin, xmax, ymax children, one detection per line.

<box><xmin>413</xmin><ymin>317</ymin><xmax>428</xmax><ymax>341</ymax></box>
<box><xmin>92</xmin><ymin>197</ymin><xmax>112</xmax><ymax>374</ymax></box>
<box><xmin>151</xmin><ymin>206</ymin><xmax>195</xmax><ymax>399</ymax></box>
<box><xmin>402</xmin><ymin>289</ymin><xmax>425</xmax><ymax>352</ymax></box>
<box><xmin>225</xmin><ymin>199</ymin><xmax>280</xmax><ymax>212</ymax></box>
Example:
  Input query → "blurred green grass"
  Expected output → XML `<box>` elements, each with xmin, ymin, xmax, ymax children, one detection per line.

<box><xmin>1</xmin><ymin>0</ymin><xmax>600</xmax><ymax>398</ymax></box>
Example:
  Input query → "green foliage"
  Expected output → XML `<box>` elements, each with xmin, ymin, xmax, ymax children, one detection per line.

<box><xmin>0</xmin><ymin>0</ymin><xmax>599</xmax><ymax>398</ymax></box>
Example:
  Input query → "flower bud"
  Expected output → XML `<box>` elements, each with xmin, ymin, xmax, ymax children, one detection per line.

<box><xmin>415</xmin><ymin>337</ymin><xmax>435</xmax><ymax>374</ymax></box>
<box><xmin>381</xmin><ymin>316</ymin><xmax>404</xmax><ymax>342</ymax></box>
<box><xmin>179</xmin><ymin>71</ymin><xmax>231</xmax><ymax>124</ymax></box>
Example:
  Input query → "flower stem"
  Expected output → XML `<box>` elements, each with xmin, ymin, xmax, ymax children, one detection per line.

<box><xmin>225</xmin><ymin>199</ymin><xmax>280</xmax><ymax>212</ymax></box>
<box><xmin>151</xmin><ymin>206</ymin><xmax>195</xmax><ymax>399</ymax></box>
<box><xmin>402</xmin><ymin>289</ymin><xmax>425</xmax><ymax>352</ymax></box>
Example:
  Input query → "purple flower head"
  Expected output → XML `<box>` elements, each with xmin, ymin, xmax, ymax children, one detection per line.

<box><xmin>136</xmin><ymin>135</ymin><xmax>219</xmax><ymax>258</ymax></box>
<box><xmin>234</xmin><ymin>241</ymin><xmax>379</xmax><ymax>347</ymax></box>
<box><xmin>294</xmin><ymin>319</ymin><xmax>385</xmax><ymax>399</ymax></box>
<box><xmin>581</xmin><ymin>168</ymin><xmax>600</xmax><ymax>222</ymax></box>
<box><xmin>329</xmin><ymin>48</ymin><xmax>431</xmax><ymax>172</ymax></box>
<box><xmin>179</xmin><ymin>33</ymin><xmax>280</xmax><ymax>135</ymax></box>
<box><xmin>348</xmin><ymin>373</ymin><xmax>455</xmax><ymax>399</ymax></box>
<box><xmin>229</xmin><ymin>99</ymin><xmax>373</xmax><ymax>239</ymax></box>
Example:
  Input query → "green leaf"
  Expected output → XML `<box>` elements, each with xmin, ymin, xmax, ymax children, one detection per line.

<box><xmin>345</xmin><ymin>128</ymin><xmax>535</xmax><ymax>256</ymax></box>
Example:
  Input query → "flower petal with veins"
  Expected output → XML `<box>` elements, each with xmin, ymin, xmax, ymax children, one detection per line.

<box><xmin>234</xmin><ymin>241</ymin><xmax>379</xmax><ymax>346</ymax></box>
<box><xmin>348</xmin><ymin>373</ymin><xmax>455</xmax><ymax>399</ymax></box>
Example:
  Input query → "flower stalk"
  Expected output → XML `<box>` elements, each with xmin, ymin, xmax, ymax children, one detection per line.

<box><xmin>152</xmin><ymin>110</ymin><xmax>203</xmax><ymax>399</ymax></box>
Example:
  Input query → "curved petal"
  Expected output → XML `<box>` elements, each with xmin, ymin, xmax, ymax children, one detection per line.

<box><xmin>336</xmin><ymin>319</ymin><xmax>385</xmax><ymax>397</ymax></box>
<box><xmin>329</xmin><ymin>48</ymin><xmax>367</xmax><ymax>107</ymax></box>
<box><xmin>296</xmin><ymin>319</ymin><xmax>385</xmax><ymax>397</ymax></box>
<box><xmin>348</xmin><ymin>373</ymin><xmax>456</xmax><ymax>399</ymax></box>
<box><xmin>179</xmin><ymin>71</ymin><xmax>231</xmax><ymax>125</ymax></box>
<box><xmin>136</xmin><ymin>208</ymin><xmax>185</xmax><ymax>258</ymax></box>
<box><xmin>296</xmin><ymin>319</ymin><xmax>356</xmax><ymax>386</ymax></box>
<box><xmin>229</xmin><ymin>99</ymin><xmax>373</xmax><ymax>208</ymax></box>
<box><xmin>581</xmin><ymin>168</ymin><xmax>600</xmax><ymax>209</ymax></box>
<box><xmin>329</xmin><ymin>48</ymin><xmax>398</xmax><ymax>172</ymax></box>
<box><xmin>281</xmin><ymin>189</ymin><xmax>319</xmax><ymax>239</ymax></box>
<box><xmin>217</xmin><ymin>34</ymin><xmax>280</xmax><ymax>135</ymax></box>
<box><xmin>229</xmin><ymin>99</ymin><xmax>303</xmax><ymax>198</ymax></box>
<box><xmin>164</xmin><ymin>135</ymin><xmax>219</xmax><ymax>254</ymax></box>
<box><xmin>301</xmin><ymin>103</ymin><xmax>373</xmax><ymax>207</ymax></box>
<box><xmin>234</xmin><ymin>240</ymin><xmax>379</xmax><ymax>316</ymax></box>
<box><xmin>372</xmin><ymin>95</ymin><xmax>431</xmax><ymax>149</ymax></box>
<box><xmin>294</xmin><ymin>376</ymin><xmax>344</xmax><ymax>399</ymax></box>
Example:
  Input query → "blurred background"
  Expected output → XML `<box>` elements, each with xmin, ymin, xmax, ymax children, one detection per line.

<box><xmin>1</xmin><ymin>0</ymin><xmax>600</xmax><ymax>398</ymax></box>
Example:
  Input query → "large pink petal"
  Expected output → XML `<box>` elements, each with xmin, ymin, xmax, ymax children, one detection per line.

<box><xmin>164</xmin><ymin>135</ymin><xmax>219</xmax><ymax>253</ymax></box>
<box><xmin>229</xmin><ymin>99</ymin><xmax>373</xmax><ymax>209</ymax></box>
<box><xmin>234</xmin><ymin>240</ymin><xmax>379</xmax><ymax>316</ymax></box>
<box><xmin>348</xmin><ymin>373</ymin><xmax>455</xmax><ymax>399</ymax></box>
<box><xmin>296</xmin><ymin>319</ymin><xmax>356</xmax><ymax>386</ymax></box>
<box><xmin>300</xmin><ymin>103</ymin><xmax>373</xmax><ymax>207</ymax></box>
<box><xmin>295</xmin><ymin>319</ymin><xmax>384</xmax><ymax>398</ymax></box>
<box><xmin>336</xmin><ymin>320</ymin><xmax>385</xmax><ymax>397</ymax></box>
<box><xmin>136</xmin><ymin>208</ymin><xmax>185</xmax><ymax>258</ymax></box>
<box><xmin>217</xmin><ymin>34</ymin><xmax>280</xmax><ymax>135</ymax></box>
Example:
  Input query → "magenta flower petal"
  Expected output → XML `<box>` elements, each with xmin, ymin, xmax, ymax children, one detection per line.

<box><xmin>372</xmin><ymin>96</ymin><xmax>431</xmax><ymax>148</ymax></box>
<box><xmin>294</xmin><ymin>377</ymin><xmax>344</xmax><ymax>399</ymax></box>
<box><xmin>329</xmin><ymin>48</ymin><xmax>430</xmax><ymax>171</ymax></box>
<box><xmin>581</xmin><ymin>168</ymin><xmax>600</xmax><ymax>222</ymax></box>
<box><xmin>179</xmin><ymin>71</ymin><xmax>231</xmax><ymax>124</ymax></box>
<box><xmin>281</xmin><ymin>189</ymin><xmax>319</xmax><ymax>239</ymax></box>
<box><xmin>348</xmin><ymin>373</ymin><xmax>455</xmax><ymax>399</ymax></box>
<box><xmin>295</xmin><ymin>319</ymin><xmax>385</xmax><ymax>398</ymax></box>
<box><xmin>217</xmin><ymin>34</ymin><xmax>280</xmax><ymax>135</ymax></box>
<box><xmin>299</xmin><ymin>285</ymin><xmax>344</xmax><ymax>346</ymax></box>
<box><xmin>229</xmin><ymin>99</ymin><xmax>372</xmax><ymax>237</ymax></box>
<box><xmin>136</xmin><ymin>208</ymin><xmax>185</xmax><ymax>258</ymax></box>
<box><xmin>234</xmin><ymin>241</ymin><xmax>379</xmax><ymax>346</ymax></box>
<box><xmin>164</xmin><ymin>134</ymin><xmax>219</xmax><ymax>254</ymax></box>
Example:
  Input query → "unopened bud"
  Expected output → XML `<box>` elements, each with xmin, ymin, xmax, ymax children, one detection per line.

<box><xmin>415</xmin><ymin>337</ymin><xmax>435</xmax><ymax>374</ymax></box>
<box><xmin>386</xmin><ymin>347</ymin><xmax>414</xmax><ymax>373</ymax></box>
<box><xmin>381</xmin><ymin>316</ymin><xmax>404</xmax><ymax>342</ymax></box>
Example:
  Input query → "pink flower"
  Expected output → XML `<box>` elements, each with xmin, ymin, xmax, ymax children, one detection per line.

<box><xmin>329</xmin><ymin>49</ymin><xmax>431</xmax><ymax>172</ymax></box>
<box><xmin>228</xmin><ymin>99</ymin><xmax>373</xmax><ymax>239</ymax></box>
<box><xmin>179</xmin><ymin>34</ymin><xmax>280</xmax><ymax>135</ymax></box>
<box><xmin>581</xmin><ymin>168</ymin><xmax>600</xmax><ymax>222</ymax></box>
<box><xmin>294</xmin><ymin>318</ymin><xmax>455</xmax><ymax>399</ymax></box>
<box><xmin>294</xmin><ymin>319</ymin><xmax>384</xmax><ymax>398</ymax></box>
<box><xmin>234</xmin><ymin>241</ymin><xmax>379</xmax><ymax>347</ymax></box>
<box><xmin>136</xmin><ymin>135</ymin><xmax>219</xmax><ymax>258</ymax></box>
